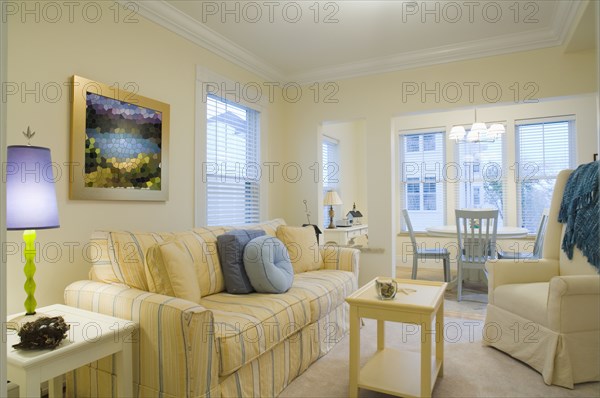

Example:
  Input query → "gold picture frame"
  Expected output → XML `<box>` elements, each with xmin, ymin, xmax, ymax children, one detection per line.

<box><xmin>70</xmin><ymin>75</ymin><xmax>169</xmax><ymax>201</ymax></box>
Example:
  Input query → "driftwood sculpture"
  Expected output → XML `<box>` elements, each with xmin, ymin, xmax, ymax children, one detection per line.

<box><xmin>12</xmin><ymin>316</ymin><xmax>70</xmax><ymax>350</ymax></box>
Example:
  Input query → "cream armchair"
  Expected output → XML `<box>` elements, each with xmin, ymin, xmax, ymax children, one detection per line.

<box><xmin>484</xmin><ymin>169</ymin><xmax>600</xmax><ymax>389</ymax></box>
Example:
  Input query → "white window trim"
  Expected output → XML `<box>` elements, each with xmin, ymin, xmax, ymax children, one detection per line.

<box><xmin>322</xmin><ymin>134</ymin><xmax>341</xmax><ymax>228</ymax></box>
<box><xmin>392</xmin><ymin>94</ymin><xmax>597</xmax><ymax>234</ymax></box>
<box><xmin>515</xmin><ymin>117</ymin><xmax>576</xmax><ymax>231</ymax></box>
<box><xmin>397</xmin><ymin>127</ymin><xmax>447</xmax><ymax>232</ymax></box>
<box><xmin>0</xmin><ymin>14</ymin><xmax>7</xmax><ymax>395</ymax></box>
<box><xmin>195</xmin><ymin>66</ymin><xmax>268</xmax><ymax>227</ymax></box>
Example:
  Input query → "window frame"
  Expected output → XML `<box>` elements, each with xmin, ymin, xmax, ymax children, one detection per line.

<box><xmin>454</xmin><ymin>134</ymin><xmax>506</xmax><ymax>226</ymax></box>
<box><xmin>515</xmin><ymin>116</ymin><xmax>576</xmax><ymax>232</ymax></box>
<box><xmin>393</xmin><ymin>96</ymin><xmax>594</xmax><ymax>237</ymax></box>
<box><xmin>195</xmin><ymin>67</ymin><xmax>268</xmax><ymax>227</ymax></box>
<box><xmin>322</xmin><ymin>135</ymin><xmax>341</xmax><ymax>228</ymax></box>
<box><xmin>398</xmin><ymin>130</ymin><xmax>446</xmax><ymax>232</ymax></box>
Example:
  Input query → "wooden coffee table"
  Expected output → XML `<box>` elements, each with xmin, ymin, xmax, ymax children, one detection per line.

<box><xmin>346</xmin><ymin>278</ymin><xmax>447</xmax><ymax>398</ymax></box>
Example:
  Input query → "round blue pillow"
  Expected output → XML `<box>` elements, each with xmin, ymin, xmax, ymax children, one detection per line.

<box><xmin>243</xmin><ymin>236</ymin><xmax>294</xmax><ymax>293</ymax></box>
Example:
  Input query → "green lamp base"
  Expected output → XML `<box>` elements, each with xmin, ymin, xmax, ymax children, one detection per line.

<box><xmin>23</xmin><ymin>229</ymin><xmax>38</xmax><ymax>315</ymax></box>
<box><xmin>6</xmin><ymin>229</ymin><xmax>43</xmax><ymax>331</ymax></box>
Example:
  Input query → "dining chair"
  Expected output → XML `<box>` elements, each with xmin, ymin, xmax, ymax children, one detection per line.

<box><xmin>402</xmin><ymin>209</ymin><xmax>451</xmax><ymax>282</ymax></box>
<box><xmin>497</xmin><ymin>208</ymin><xmax>549</xmax><ymax>260</ymax></box>
<box><xmin>455</xmin><ymin>209</ymin><xmax>499</xmax><ymax>301</ymax></box>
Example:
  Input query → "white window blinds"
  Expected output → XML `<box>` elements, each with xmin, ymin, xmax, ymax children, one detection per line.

<box><xmin>516</xmin><ymin>117</ymin><xmax>575</xmax><ymax>232</ymax></box>
<box><xmin>206</xmin><ymin>94</ymin><xmax>260</xmax><ymax>226</ymax></box>
<box><xmin>400</xmin><ymin>132</ymin><xmax>445</xmax><ymax>231</ymax></box>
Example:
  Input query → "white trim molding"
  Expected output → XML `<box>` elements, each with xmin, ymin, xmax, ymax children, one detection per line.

<box><xmin>0</xmin><ymin>1</ymin><xmax>8</xmax><ymax>394</ymax></box>
<box><xmin>130</xmin><ymin>0</ymin><xmax>584</xmax><ymax>84</ymax></box>
<box><xmin>194</xmin><ymin>66</ymin><xmax>269</xmax><ymax>227</ymax></box>
<box><xmin>132</xmin><ymin>0</ymin><xmax>284</xmax><ymax>82</ymax></box>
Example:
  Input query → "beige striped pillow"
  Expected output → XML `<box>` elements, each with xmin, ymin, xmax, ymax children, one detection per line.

<box><xmin>146</xmin><ymin>240</ymin><xmax>202</xmax><ymax>303</ymax></box>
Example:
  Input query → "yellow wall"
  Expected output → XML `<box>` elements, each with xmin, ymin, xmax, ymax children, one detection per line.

<box><xmin>5</xmin><ymin>4</ymin><xmax>598</xmax><ymax>311</ymax></box>
<box><xmin>280</xmin><ymin>47</ymin><xmax>597</xmax><ymax>285</ymax></box>
<box><xmin>5</xmin><ymin>4</ymin><xmax>284</xmax><ymax>314</ymax></box>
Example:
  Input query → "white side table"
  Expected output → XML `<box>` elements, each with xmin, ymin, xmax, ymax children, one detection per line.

<box><xmin>6</xmin><ymin>304</ymin><xmax>137</xmax><ymax>398</ymax></box>
<box><xmin>322</xmin><ymin>224</ymin><xmax>368</xmax><ymax>246</ymax></box>
<box><xmin>346</xmin><ymin>278</ymin><xmax>446</xmax><ymax>397</ymax></box>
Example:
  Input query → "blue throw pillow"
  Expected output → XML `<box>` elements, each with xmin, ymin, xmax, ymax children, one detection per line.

<box><xmin>243</xmin><ymin>236</ymin><xmax>294</xmax><ymax>294</ymax></box>
<box><xmin>217</xmin><ymin>229</ymin><xmax>265</xmax><ymax>294</ymax></box>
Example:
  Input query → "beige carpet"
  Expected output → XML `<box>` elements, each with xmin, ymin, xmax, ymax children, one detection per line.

<box><xmin>279</xmin><ymin>269</ymin><xmax>600</xmax><ymax>397</ymax></box>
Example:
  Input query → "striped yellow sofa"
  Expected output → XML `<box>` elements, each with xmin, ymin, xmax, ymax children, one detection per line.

<box><xmin>64</xmin><ymin>219</ymin><xmax>359</xmax><ymax>397</ymax></box>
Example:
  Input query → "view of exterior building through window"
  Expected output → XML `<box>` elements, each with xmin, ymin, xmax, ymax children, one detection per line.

<box><xmin>456</xmin><ymin>136</ymin><xmax>505</xmax><ymax>226</ymax></box>
<box><xmin>400</xmin><ymin>132</ymin><xmax>445</xmax><ymax>231</ymax></box>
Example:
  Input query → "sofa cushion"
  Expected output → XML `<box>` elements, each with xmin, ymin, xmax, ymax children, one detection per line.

<box><xmin>276</xmin><ymin>225</ymin><xmax>323</xmax><ymax>273</ymax></box>
<box><xmin>290</xmin><ymin>270</ymin><xmax>356</xmax><ymax>323</ymax></box>
<box><xmin>146</xmin><ymin>240</ymin><xmax>202</xmax><ymax>303</ymax></box>
<box><xmin>217</xmin><ymin>230</ymin><xmax>265</xmax><ymax>294</ymax></box>
<box><xmin>180</xmin><ymin>227</ymin><xmax>229</xmax><ymax>296</ymax></box>
<box><xmin>494</xmin><ymin>282</ymin><xmax>550</xmax><ymax>327</ymax></box>
<box><xmin>106</xmin><ymin>231</ymin><xmax>175</xmax><ymax>291</ymax></box>
<box><xmin>199</xmin><ymin>291</ymin><xmax>309</xmax><ymax>376</ymax></box>
<box><xmin>243</xmin><ymin>236</ymin><xmax>294</xmax><ymax>293</ymax></box>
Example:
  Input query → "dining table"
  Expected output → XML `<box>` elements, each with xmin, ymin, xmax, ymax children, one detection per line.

<box><xmin>425</xmin><ymin>225</ymin><xmax>529</xmax><ymax>239</ymax></box>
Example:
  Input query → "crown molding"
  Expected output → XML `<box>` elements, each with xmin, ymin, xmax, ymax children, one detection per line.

<box><xmin>130</xmin><ymin>0</ymin><xmax>284</xmax><ymax>82</ymax></box>
<box><xmin>291</xmin><ymin>27</ymin><xmax>563</xmax><ymax>84</ymax></box>
<box><xmin>130</xmin><ymin>0</ymin><xmax>584</xmax><ymax>85</ymax></box>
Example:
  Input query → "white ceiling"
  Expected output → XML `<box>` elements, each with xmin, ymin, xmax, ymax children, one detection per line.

<box><xmin>136</xmin><ymin>0</ymin><xmax>592</xmax><ymax>83</ymax></box>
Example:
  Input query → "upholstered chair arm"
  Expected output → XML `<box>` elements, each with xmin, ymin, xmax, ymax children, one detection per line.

<box><xmin>320</xmin><ymin>245</ymin><xmax>360</xmax><ymax>277</ymax></box>
<box><xmin>547</xmin><ymin>275</ymin><xmax>600</xmax><ymax>332</ymax></box>
<box><xmin>487</xmin><ymin>259</ymin><xmax>559</xmax><ymax>304</ymax></box>
<box><xmin>64</xmin><ymin>280</ymin><xmax>219</xmax><ymax>397</ymax></box>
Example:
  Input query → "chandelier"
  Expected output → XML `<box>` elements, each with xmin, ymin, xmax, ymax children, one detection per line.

<box><xmin>449</xmin><ymin>109</ymin><xmax>505</xmax><ymax>143</ymax></box>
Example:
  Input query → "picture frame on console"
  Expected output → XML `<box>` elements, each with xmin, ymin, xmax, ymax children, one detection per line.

<box><xmin>70</xmin><ymin>75</ymin><xmax>170</xmax><ymax>201</ymax></box>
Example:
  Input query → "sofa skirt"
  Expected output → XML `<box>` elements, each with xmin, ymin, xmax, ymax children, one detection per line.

<box><xmin>66</xmin><ymin>303</ymin><xmax>349</xmax><ymax>397</ymax></box>
<box><xmin>484</xmin><ymin>304</ymin><xmax>600</xmax><ymax>388</ymax></box>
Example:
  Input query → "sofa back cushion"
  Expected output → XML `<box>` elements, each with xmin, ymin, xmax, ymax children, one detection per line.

<box><xmin>276</xmin><ymin>225</ymin><xmax>323</xmax><ymax>273</ymax></box>
<box><xmin>146</xmin><ymin>240</ymin><xmax>202</xmax><ymax>303</ymax></box>
<box><xmin>104</xmin><ymin>231</ymin><xmax>175</xmax><ymax>291</ymax></box>
<box><xmin>177</xmin><ymin>228</ymin><xmax>228</xmax><ymax>296</ymax></box>
<box><xmin>88</xmin><ymin>219</ymin><xmax>287</xmax><ymax>293</ymax></box>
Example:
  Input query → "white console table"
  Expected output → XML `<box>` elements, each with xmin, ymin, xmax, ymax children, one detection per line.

<box><xmin>322</xmin><ymin>224</ymin><xmax>368</xmax><ymax>246</ymax></box>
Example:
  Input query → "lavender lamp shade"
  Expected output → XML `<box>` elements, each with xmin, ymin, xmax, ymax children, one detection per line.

<box><xmin>6</xmin><ymin>145</ymin><xmax>60</xmax><ymax>230</ymax></box>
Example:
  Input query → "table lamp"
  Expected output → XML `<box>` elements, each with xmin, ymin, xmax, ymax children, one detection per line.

<box><xmin>6</xmin><ymin>137</ymin><xmax>60</xmax><ymax>326</ymax></box>
<box><xmin>324</xmin><ymin>190</ymin><xmax>342</xmax><ymax>229</ymax></box>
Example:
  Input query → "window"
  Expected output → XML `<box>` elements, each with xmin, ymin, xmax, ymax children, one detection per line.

<box><xmin>406</xmin><ymin>178</ymin><xmax>420</xmax><ymax>210</ymax></box>
<box><xmin>517</xmin><ymin>118</ymin><xmax>575</xmax><ymax>232</ymax></box>
<box><xmin>205</xmin><ymin>94</ymin><xmax>260</xmax><ymax>225</ymax></box>
<box><xmin>456</xmin><ymin>137</ymin><xmax>505</xmax><ymax>225</ymax></box>
<box><xmin>406</xmin><ymin>136</ymin><xmax>420</xmax><ymax>152</ymax></box>
<box><xmin>322</xmin><ymin>136</ymin><xmax>340</xmax><ymax>227</ymax></box>
<box><xmin>400</xmin><ymin>132</ymin><xmax>445</xmax><ymax>231</ymax></box>
<box><xmin>423</xmin><ymin>134</ymin><xmax>436</xmax><ymax>151</ymax></box>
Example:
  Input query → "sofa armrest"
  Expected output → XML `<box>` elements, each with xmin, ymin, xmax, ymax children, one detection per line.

<box><xmin>547</xmin><ymin>275</ymin><xmax>600</xmax><ymax>332</ymax></box>
<box><xmin>320</xmin><ymin>245</ymin><xmax>360</xmax><ymax>278</ymax></box>
<box><xmin>64</xmin><ymin>280</ymin><xmax>219</xmax><ymax>397</ymax></box>
<box><xmin>487</xmin><ymin>259</ymin><xmax>559</xmax><ymax>304</ymax></box>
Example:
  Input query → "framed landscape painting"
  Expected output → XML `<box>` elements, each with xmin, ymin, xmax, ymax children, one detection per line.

<box><xmin>70</xmin><ymin>75</ymin><xmax>170</xmax><ymax>201</ymax></box>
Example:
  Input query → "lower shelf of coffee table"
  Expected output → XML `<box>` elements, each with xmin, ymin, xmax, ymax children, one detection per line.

<box><xmin>358</xmin><ymin>348</ymin><xmax>442</xmax><ymax>398</ymax></box>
